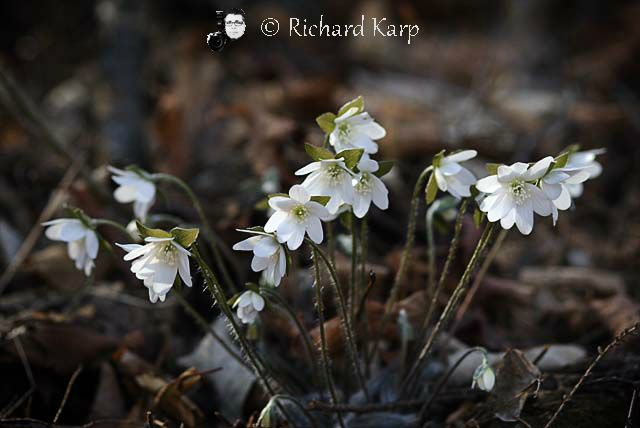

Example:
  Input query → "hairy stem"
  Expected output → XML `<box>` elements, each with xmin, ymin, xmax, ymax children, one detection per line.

<box><xmin>307</xmin><ymin>239</ymin><xmax>370</xmax><ymax>401</ymax></box>
<box><xmin>92</xmin><ymin>218</ymin><xmax>137</xmax><ymax>241</ymax></box>
<box><xmin>268</xmin><ymin>395</ymin><xmax>320</xmax><ymax>428</ymax></box>
<box><xmin>421</xmin><ymin>199</ymin><xmax>468</xmax><ymax>336</ymax></box>
<box><xmin>402</xmin><ymin>223</ymin><xmax>496</xmax><ymax>397</ymax></box>
<box><xmin>192</xmin><ymin>245</ymin><xmax>278</xmax><ymax>395</ymax></box>
<box><xmin>373</xmin><ymin>165</ymin><xmax>433</xmax><ymax>358</ymax></box>
<box><xmin>173</xmin><ymin>290</ymin><xmax>249</xmax><ymax>371</ymax></box>
<box><xmin>260</xmin><ymin>286</ymin><xmax>320</xmax><ymax>389</ymax></box>
<box><xmin>418</xmin><ymin>347</ymin><xmax>487</xmax><ymax>421</ymax></box>
<box><xmin>153</xmin><ymin>173</ymin><xmax>237</xmax><ymax>293</ymax></box>
<box><xmin>311</xmin><ymin>247</ymin><xmax>346</xmax><ymax>428</ymax></box>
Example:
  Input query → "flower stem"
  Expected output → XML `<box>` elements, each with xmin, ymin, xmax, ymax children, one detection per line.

<box><xmin>260</xmin><ymin>286</ymin><xmax>321</xmax><ymax>389</ymax></box>
<box><xmin>417</xmin><ymin>347</ymin><xmax>487</xmax><ymax>421</ymax></box>
<box><xmin>152</xmin><ymin>173</ymin><xmax>237</xmax><ymax>294</ymax></box>
<box><xmin>307</xmin><ymin>239</ymin><xmax>370</xmax><ymax>401</ymax></box>
<box><xmin>173</xmin><ymin>290</ymin><xmax>250</xmax><ymax>371</ymax></box>
<box><xmin>311</xmin><ymin>247</ymin><xmax>346</xmax><ymax>428</ymax></box>
<box><xmin>350</xmin><ymin>212</ymin><xmax>358</xmax><ymax>323</ymax></box>
<box><xmin>268</xmin><ymin>395</ymin><xmax>320</xmax><ymax>428</ymax></box>
<box><xmin>421</xmin><ymin>199</ymin><xmax>468</xmax><ymax>335</ymax></box>
<box><xmin>401</xmin><ymin>223</ymin><xmax>496</xmax><ymax>397</ymax></box>
<box><xmin>92</xmin><ymin>218</ymin><xmax>137</xmax><ymax>241</ymax></box>
<box><xmin>452</xmin><ymin>228</ymin><xmax>508</xmax><ymax>332</ymax></box>
<box><xmin>372</xmin><ymin>165</ymin><xmax>433</xmax><ymax>358</ymax></box>
<box><xmin>191</xmin><ymin>244</ymin><xmax>279</xmax><ymax>396</ymax></box>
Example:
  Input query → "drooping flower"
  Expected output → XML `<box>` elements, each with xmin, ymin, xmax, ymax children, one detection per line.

<box><xmin>117</xmin><ymin>236</ymin><xmax>191</xmax><ymax>303</ymax></box>
<box><xmin>329</xmin><ymin>107</ymin><xmax>386</xmax><ymax>154</ymax></box>
<box><xmin>234</xmin><ymin>290</ymin><xmax>265</xmax><ymax>324</ymax></box>
<box><xmin>563</xmin><ymin>148</ymin><xmax>605</xmax><ymax>197</ymax></box>
<box><xmin>472</xmin><ymin>357</ymin><xmax>496</xmax><ymax>392</ymax></box>
<box><xmin>264</xmin><ymin>185</ymin><xmax>331</xmax><ymax>250</ymax></box>
<box><xmin>233</xmin><ymin>232</ymin><xmax>287</xmax><ymax>286</ymax></box>
<box><xmin>296</xmin><ymin>158</ymin><xmax>355</xmax><ymax>214</ymax></box>
<box><xmin>476</xmin><ymin>157</ymin><xmax>555</xmax><ymax>235</ymax></box>
<box><xmin>43</xmin><ymin>218</ymin><xmax>99</xmax><ymax>276</ymax></box>
<box><xmin>433</xmin><ymin>150</ymin><xmax>478</xmax><ymax>198</ymax></box>
<box><xmin>108</xmin><ymin>166</ymin><xmax>156</xmax><ymax>220</ymax></box>
<box><xmin>351</xmin><ymin>159</ymin><xmax>389</xmax><ymax>218</ymax></box>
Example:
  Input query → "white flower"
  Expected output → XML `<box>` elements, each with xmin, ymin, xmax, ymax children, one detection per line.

<box><xmin>476</xmin><ymin>157</ymin><xmax>555</xmax><ymax>235</ymax></box>
<box><xmin>264</xmin><ymin>185</ymin><xmax>330</xmax><ymax>250</ymax></box>
<box><xmin>540</xmin><ymin>167</ymin><xmax>591</xmax><ymax>224</ymax></box>
<box><xmin>433</xmin><ymin>150</ymin><xmax>478</xmax><ymax>198</ymax></box>
<box><xmin>234</xmin><ymin>290</ymin><xmax>265</xmax><ymax>324</ymax></box>
<box><xmin>108</xmin><ymin>166</ymin><xmax>156</xmax><ymax>220</ymax></box>
<box><xmin>351</xmin><ymin>159</ymin><xmax>389</xmax><ymax>218</ymax></box>
<box><xmin>233</xmin><ymin>233</ymin><xmax>287</xmax><ymax>286</ymax></box>
<box><xmin>42</xmin><ymin>218</ymin><xmax>99</xmax><ymax>276</ymax></box>
<box><xmin>563</xmin><ymin>148</ymin><xmax>605</xmax><ymax>197</ymax></box>
<box><xmin>296</xmin><ymin>158</ymin><xmax>355</xmax><ymax>214</ymax></box>
<box><xmin>117</xmin><ymin>237</ymin><xmax>191</xmax><ymax>303</ymax></box>
<box><xmin>472</xmin><ymin>358</ymin><xmax>495</xmax><ymax>392</ymax></box>
<box><xmin>329</xmin><ymin>107</ymin><xmax>386</xmax><ymax>154</ymax></box>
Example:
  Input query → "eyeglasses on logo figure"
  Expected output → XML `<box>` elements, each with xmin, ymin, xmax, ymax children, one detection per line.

<box><xmin>207</xmin><ymin>8</ymin><xmax>246</xmax><ymax>52</ymax></box>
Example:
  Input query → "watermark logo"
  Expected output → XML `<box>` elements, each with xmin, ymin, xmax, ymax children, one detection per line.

<box><xmin>206</xmin><ymin>8</ymin><xmax>246</xmax><ymax>52</ymax></box>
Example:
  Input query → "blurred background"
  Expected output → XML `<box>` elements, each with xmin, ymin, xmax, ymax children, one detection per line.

<box><xmin>1</xmin><ymin>1</ymin><xmax>639</xmax><ymax>427</ymax></box>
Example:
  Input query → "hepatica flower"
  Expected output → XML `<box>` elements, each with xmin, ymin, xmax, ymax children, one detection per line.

<box><xmin>265</xmin><ymin>185</ymin><xmax>330</xmax><ymax>250</ymax></box>
<box><xmin>433</xmin><ymin>150</ymin><xmax>478</xmax><ymax>199</ymax></box>
<box><xmin>234</xmin><ymin>290</ymin><xmax>265</xmax><ymax>324</ymax></box>
<box><xmin>476</xmin><ymin>157</ymin><xmax>554</xmax><ymax>235</ymax></box>
<box><xmin>472</xmin><ymin>357</ymin><xmax>496</xmax><ymax>392</ymax></box>
<box><xmin>296</xmin><ymin>158</ymin><xmax>354</xmax><ymax>214</ymax></box>
<box><xmin>43</xmin><ymin>218</ymin><xmax>99</xmax><ymax>276</ymax></box>
<box><xmin>563</xmin><ymin>148</ymin><xmax>605</xmax><ymax>197</ymax></box>
<box><xmin>318</xmin><ymin>96</ymin><xmax>386</xmax><ymax>155</ymax></box>
<box><xmin>117</xmin><ymin>224</ymin><xmax>198</xmax><ymax>303</ymax></box>
<box><xmin>108</xmin><ymin>166</ymin><xmax>156</xmax><ymax>220</ymax></box>
<box><xmin>351</xmin><ymin>161</ymin><xmax>389</xmax><ymax>218</ymax></box>
<box><xmin>233</xmin><ymin>232</ymin><xmax>287</xmax><ymax>286</ymax></box>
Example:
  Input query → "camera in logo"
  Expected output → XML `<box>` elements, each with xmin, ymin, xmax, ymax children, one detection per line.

<box><xmin>207</xmin><ymin>8</ymin><xmax>246</xmax><ymax>52</ymax></box>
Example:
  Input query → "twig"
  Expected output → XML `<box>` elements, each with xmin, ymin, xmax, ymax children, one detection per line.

<box><xmin>307</xmin><ymin>399</ymin><xmax>424</xmax><ymax>413</ymax></box>
<box><xmin>0</xmin><ymin>155</ymin><xmax>84</xmax><ymax>295</ymax></box>
<box><xmin>0</xmin><ymin>65</ymin><xmax>107</xmax><ymax>199</ymax></box>
<box><xmin>0</xmin><ymin>337</ymin><xmax>36</xmax><ymax>418</ymax></box>
<box><xmin>53</xmin><ymin>364</ymin><xmax>83</xmax><ymax>423</ymax></box>
<box><xmin>544</xmin><ymin>320</ymin><xmax>640</xmax><ymax>428</ymax></box>
<box><xmin>626</xmin><ymin>388</ymin><xmax>638</xmax><ymax>428</ymax></box>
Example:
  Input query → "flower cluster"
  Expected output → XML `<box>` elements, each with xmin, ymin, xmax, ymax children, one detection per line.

<box><xmin>230</xmin><ymin>96</ymin><xmax>395</xmax><ymax>323</ymax></box>
<box><xmin>476</xmin><ymin>148</ymin><xmax>604</xmax><ymax>235</ymax></box>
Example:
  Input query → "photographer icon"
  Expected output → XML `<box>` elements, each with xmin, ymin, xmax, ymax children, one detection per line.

<box><xmin>207</xmin><ymin>8</ymin><xmax>246</xmax><ymax>52</ymax></box>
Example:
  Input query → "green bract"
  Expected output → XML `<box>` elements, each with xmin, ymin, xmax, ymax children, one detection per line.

<box><xmin>374</xmin><ymin>160</ymin><xmax>395</xmax><ymax>178</ymax></box>
<box><xmin>315</xmin><ymin>112</ymin><xmax>336</xmax><ymax>134</ymax></box>
<box><xmin>304</xmin><ymin>143</ymin><xmax>334</xmax><ymax>161</ymax></box>
<box><xmin>426</xmin><ymin>172</ymin><xmax>439</xmax><ymax>204</ymax></box>
<box><xmin>337</xmin><ymin>95</ymin><xmax>364</xmax><ymax>117</ymax></box>
<box><xmin>335</xmin><ymin>148</ymin><xmax>364</xmax><ymax>169</ymax></box>
<box><xmin>170</xmin><ymin>226</ymin><xmax>199</xmax><ymax>248</ymax></box>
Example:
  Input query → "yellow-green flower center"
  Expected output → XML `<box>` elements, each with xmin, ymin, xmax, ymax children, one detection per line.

<box><xmin>292</xmin><ymin>204</ymin><xmax>309</xmax><ymax>222</ymax></box>
<box><xmin>509</xmin><ymin>179</ymin><xmax>529</xmax><ymax>204</ymax></box>
<box><xmin>355</xmin><ymin>172</ymin><xmax>373</xmax><ymax>194</ymax></box>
